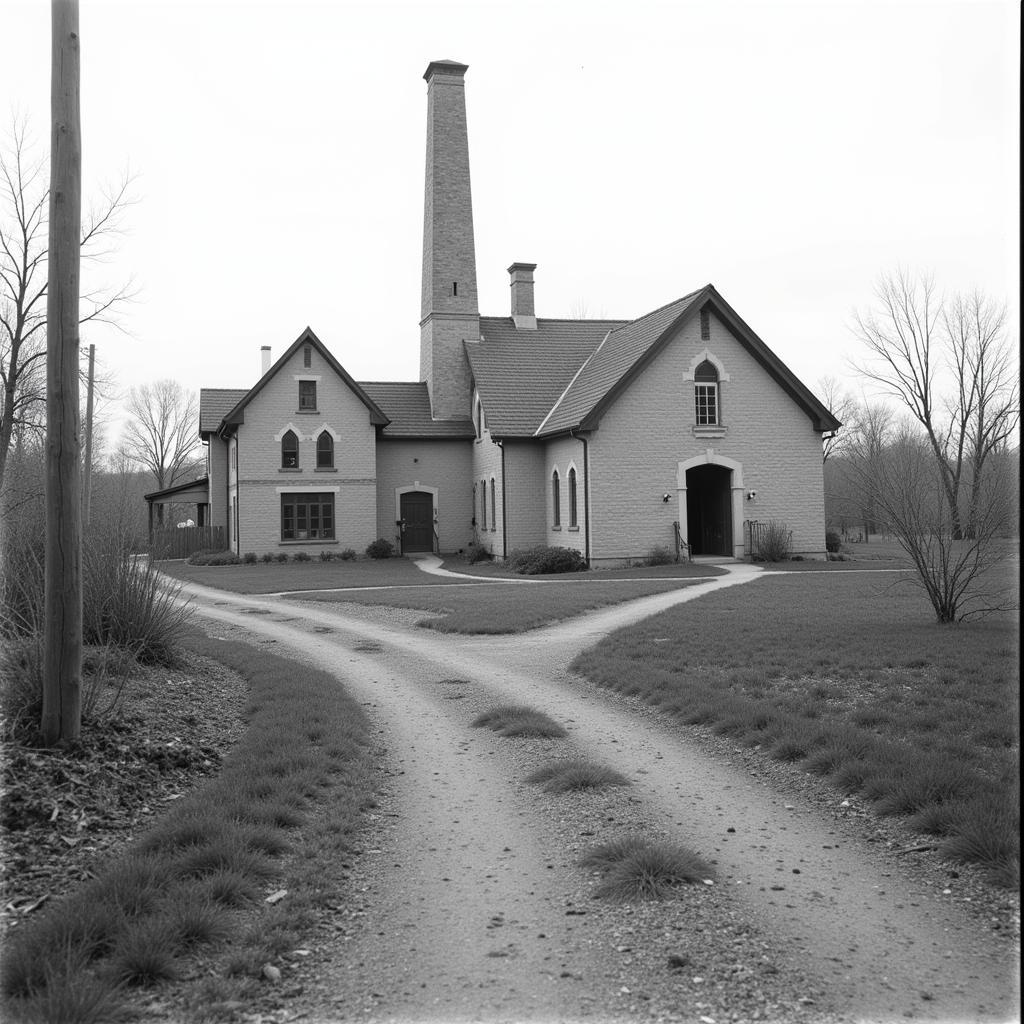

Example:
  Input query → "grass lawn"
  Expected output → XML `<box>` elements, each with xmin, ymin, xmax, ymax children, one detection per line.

<box><xmin>572</xmin><ymin>570</ymin><xmax>1019</xmax><ymax>885</ymax></box>
<box><xmin>156</xmin><ymin>556</ymin><xmax>460</xmax><ymax>593</ymax></box>
<box><xmin>291</xmin><ymin>578</ymin><xmax>704</xmax><ymax>633</ymax></box>
<box><xmin>157</xmin><ymin>554</ymin><xmax>723</xmax><ymax>595</ymax></box>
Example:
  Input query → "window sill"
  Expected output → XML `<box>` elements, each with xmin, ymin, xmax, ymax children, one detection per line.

<box><xmin>278</xmin><ymin>539</ymin><xmax>338</xmax><ymax>546</ymax></box>
<box><xmin>279</xmin><ymin>467</ymin><xmax>302</xmax><ymax>473</ymax></box>
<box><xmin>693</xmin><ymin>425</ymin><xmax>728</xmax><ymax>438</ymax></box>
<box><xmin>296</xmin><ymin>409</ymin><xmax>319</xmax><ymax>415</ymax></box>
<box><xmin>314</xmin><ymin>467</ymin><xmax>337</xmax><ymax>473</ymax></box>
<box><xmin>552</xmin><ymin>525</ymin><xmax>562</xmax><ymax>531</ymax></box>
<box><xmin>568</xmin><ymin>526</ymin><xmax>580</xmax><ymax>533</ymax></box>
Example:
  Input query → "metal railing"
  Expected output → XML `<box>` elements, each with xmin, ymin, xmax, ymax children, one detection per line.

<box><xmin>672</xmin><ymin>521</ymin><xmax>690</xmax><ymax>562</ymax></box>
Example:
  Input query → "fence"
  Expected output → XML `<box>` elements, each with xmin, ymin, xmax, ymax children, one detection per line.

<box><xmin>150</xmin><ymin>525</ymin><xmax>225</xmax><ymax>560</ymax></box>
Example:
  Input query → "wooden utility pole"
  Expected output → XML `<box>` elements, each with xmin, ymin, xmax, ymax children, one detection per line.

<box><xmin>42</xmin><ymin>0</ymin><xmax>83</xmax><ymax>746</ymax></box>
<box><xmin>83</xmin><ymin>341</ymin><xmax>95</xmax><ymax>523</ymax></box>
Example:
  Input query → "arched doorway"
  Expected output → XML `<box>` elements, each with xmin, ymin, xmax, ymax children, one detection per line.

<box><xmin>399</xmin><ymin>490</ymin><xmax>434</xmax><ymax>553</ymax></box>
<box><xmin>686</xmin><ymin>464</ymin><xmax>733</xmax><ymax>556</ymax></box>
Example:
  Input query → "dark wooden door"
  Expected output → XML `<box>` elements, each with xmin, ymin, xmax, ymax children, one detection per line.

<box><xmin>399</xmin><ymin>491</ymin><xmax>434</xmax><ymax>553</ymax></box>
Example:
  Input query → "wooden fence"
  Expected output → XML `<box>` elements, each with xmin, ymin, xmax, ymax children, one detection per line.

<box><xmin>150</xmin><ymin>526</ymin><xmax>225</xmax><ymax>560</ymax></box>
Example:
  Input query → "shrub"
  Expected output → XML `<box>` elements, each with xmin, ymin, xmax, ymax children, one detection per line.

<box><xmin>467</xmin><ymin>542</ymin><xmax>492</xmax><ymax>564</ymax></box>
<box><xmin>318</xmin><ymin>550</ymin><xmax>334</xmax><ymax>562</ymax></box>
<box><xmin>644</xmin><ymin>545</ymin><xmax>674</xmax><ymax>566</ymax></box>
<box><xmin>339</xmin><ymin>548</ymin><xmax>357</xmax><ymax>561</ymax></box>
<box><xmin>242</xmin><ymin>552</ymin><xmax>257</xmax><ymax>564</ymax></box>
<box><xmin>275</xmin><ymin>553</ymin><xmax>289</xmax><ymax>563</ymax></box>
<box><xmin>293</xmin><ymin>551</ymin><xmax>312</xmax><ymax>562</ymax></box>
<box><xmin>365</xmin><ymin>538</ymin><xmax>394</xmax><ymax>559</ymax></box>
<box><xmin>81</xmin><ymin>531</ymin><xmax>193</xmax><ymax>664</ymax></box>
<box><xmin>754</xmin><ymin>520</ymin><xmax>792</xmax><ymax>562</ymax></box>
<box><xmin>187</xmin><ymin>550</ymin><xmax>240</xmax><ymax>566</ymax></box>
<box><xmin>260</xmin><ymin>552</ymin><xmax>275</xmax><ymax>563</ymax></box>
<box><xmin>507</xmin><ymin>545</ymin><xmax>588</xmax><ymax>575</ymax></box>
<box><xmin>825</xmin><ymin>530</ymin><xmax>842</xmax><ymax>553</ymax></box>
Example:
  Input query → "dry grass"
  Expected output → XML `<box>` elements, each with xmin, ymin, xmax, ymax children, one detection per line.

<box><xmin>581</xmin><ymin>837</ymin><xmax>714</xmax><ymax>901</ymax></box>
<box><xmin>526</xmin><ymin>759</ymin><xmax>631</xmax><ymax>793</ymax></box>
<box><xmin>1</xmin><ymin>636</ymin><xmax>376</xmax><ymax>1023</ymax></box>
<box><xmin>471</xmin><ymin>705</ymin><xmax>568</xmax><ymax>738</ymax></box>
<box><xmin>573</xmin><ymin>569</ymin><xmax>1020</xmax><ymax>885</ymax></box>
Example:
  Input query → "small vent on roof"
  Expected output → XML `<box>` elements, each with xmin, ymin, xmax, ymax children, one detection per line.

<box><xmin>700</xmin><ymin>307</ymin><xmax>710</xmax><ymax>341</ymax></box>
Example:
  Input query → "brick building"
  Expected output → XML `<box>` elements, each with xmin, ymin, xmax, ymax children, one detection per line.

<box><xmin>186</xmin><ymin>60</ymin><xmax>839</xmax><ymax>564</ymax></box>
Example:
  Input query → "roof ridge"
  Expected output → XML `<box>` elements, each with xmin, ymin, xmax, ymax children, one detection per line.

<box><xmin>535</xmin><ymin>328</ymin><xmax>614</xmax><ymax>436</ymax></box>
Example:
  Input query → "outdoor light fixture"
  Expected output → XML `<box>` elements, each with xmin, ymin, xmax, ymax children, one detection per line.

<box><xmin>662</xmin><ymin>493</ymin><xmax>671</xmax><ymax>503</ymax></box>
<box><xmin>746</xmin><ymin>490</ymin><xmax>757</xmax><ymax>500</ymax></box>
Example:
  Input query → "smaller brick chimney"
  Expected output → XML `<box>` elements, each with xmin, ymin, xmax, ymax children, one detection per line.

<box><xmin>508</xmin><ymin>263</ymin><xmax>537</xmax><ymax>331</ymax></box>
<box><xmin>260</xmin><ymin>346</ymin><xmax>271</xmax><ymax>375</ymax></box>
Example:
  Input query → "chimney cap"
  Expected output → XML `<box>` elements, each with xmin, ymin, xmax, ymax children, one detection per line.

<box><xmin>424</xmin><ymin>59</ymin><xmax>469</xmax><ymax>82</ymax></box>
<box><xmin>507</xmin><ymin>262</ymin><xmax>537</xmax><ymax>275</ymax></box>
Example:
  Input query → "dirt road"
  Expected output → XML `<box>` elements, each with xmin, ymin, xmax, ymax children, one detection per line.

<box><xmin>181</xmin><ymin>567</ymin><xmax>1018</xmax><ymax>1023</ymax></box>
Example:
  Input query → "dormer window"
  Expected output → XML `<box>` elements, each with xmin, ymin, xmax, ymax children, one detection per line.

<box><xmin>694</xmin><ymin>360</ymin><xmax>719</xmax><ymax>425</ymax></box>
<box><xmin>281</xmin><ymin>430</ymin><xmax>299</xmax><ymax>468</ymax></box>
<box><xmin>299</xmin><ymin>380</ymin><xmax>317</xmax><ymax>411</ymax></box>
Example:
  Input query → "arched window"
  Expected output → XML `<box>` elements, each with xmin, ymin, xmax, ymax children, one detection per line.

<box><xmin>316</xmin><ymin>430</ymin><xmax>334</xmax><ymax>469</ymax></box>
<box><xmin>475</xmin><ymin>398</ymin><xmax>483</xmax><ymax>438</ymax></box>
<box><xmin>489</xmin><ymin>478</ymin><xmax>496</xmax><ymax>530</ymax></box>
<box><xmin>568</xmin><ymin>467</ymin><xmax>578</xmax><ymax>528</ymax></box>
<box><xmin>551</xmin><ymin>469</ymin><xmax>561</xmax><ymax>528</ymax></box>
<box><xmin>694</xmin><ymin>360</ymin><xmax>720</xmax><ymax>425</ymax></box>
<box><xmin>281</xmin><ymin>430</ymin><xmax>299</xmax><ymax>469</ymax></box>
<box><xmin>480</xmin><ymin>478</ymin><xmax>487</xmax><ymax>531</ymax></box>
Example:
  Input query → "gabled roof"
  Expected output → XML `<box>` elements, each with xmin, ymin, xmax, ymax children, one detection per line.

<box><xmin>199</xmin><ymin>389</ymin><xmax>248</xmax><ymax>436</ymax></box>
<box><xmin>360</xmin><ymin>382</ymin><xmax>475</xmax><ymax>439</ymax></box>
<box><xmin>466</xmin><ymin>317</ymin><xmax>628</xmax><ymax>437</ymax></box>
<box><xmin>217</xmin><ymin>328</ymin><xmax>389</xmax><ymax>437</ymax></box>
<box><xmin>538</xmin><ymin>289</ymin><xmax>704</xmax><ymax>435</ymax></box>
<box><xmin>533</xmin><ymin>284</ymin><xmax>840</xmax><ymax>436</ymax></box>
<box><xmin>144</xmin><ymin>476</ymin><xmax>209</xmax><ymax>502</ymax></box>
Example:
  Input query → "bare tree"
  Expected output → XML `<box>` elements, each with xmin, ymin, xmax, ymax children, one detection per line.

<box><xmin>848</xmin><ymin>421</ymin><xmax>1015</xmax><ymax>623</ymax></box>
<box><xmin>0</xmin><ymin>120</ymin><xmax>134</xmax><ymax>562</ymax></box>
<box><xmin>119</xmin><ymin>379</ymin><xmax>201</xmax><ymax>523</ymax></box>
<box><xmin>852</xmin><ymin>270</ymin><xmax>1018</xmax><ymax>539</ymax></box>
<box><xmin>818</xmin><ymin>375</ymin><xmax>858</xmax><ymax>462</ymax></box>
<box><xmin>942</xmin><ymin>291</ymin><xmax>1019</xmax><ymax>538</ymax></box>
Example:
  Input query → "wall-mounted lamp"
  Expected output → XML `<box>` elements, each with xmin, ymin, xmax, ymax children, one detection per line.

<box><xmin>746</xmin><ymin>490</ymin><xmax>757</xmax><ymax>500</ymax></box>
<box><xmin>662</xmin><ymin>493</ymin><xmax>671</xmax><ymax>503</ymax></box>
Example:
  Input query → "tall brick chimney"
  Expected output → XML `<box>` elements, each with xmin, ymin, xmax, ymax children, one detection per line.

<box><xmin>508</xmin><ymin>263</ymin><xmax>537</xmax><ymax>330</ymax></box>
<box><xmin>260</xmin><ymin>346</ymin><xmax>271</xmax><ymax>375</ymax></box>
<box><xmin>420</xmin><ymin>59</ymin><xmax>479</xmax><ymax>421</ymax></box>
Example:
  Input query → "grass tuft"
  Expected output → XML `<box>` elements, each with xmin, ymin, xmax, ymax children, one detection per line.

<box><xmin>471</xmin><ymin>704</ymin><xmax>567</xmax><ymax>738</ymax></box>
<box><xmin>581</xmin><ymin>837</ymin><xmax>714</xmax><ymax>901</ymax></box>
<box><xmin>106</xmin><ymin>919</ymin><xmax>181</xmax><ymax>988</ymax></box>
<box><xmin>526</xmin><ymin>759</ymin><xmax>631</xmax><ymax>793</ymax></box>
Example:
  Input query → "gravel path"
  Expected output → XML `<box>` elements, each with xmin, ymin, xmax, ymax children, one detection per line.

<box><xmin>182</xmin><ymin>567</ymin><xmax>1018</xmax><ymax>1024</ymax></box>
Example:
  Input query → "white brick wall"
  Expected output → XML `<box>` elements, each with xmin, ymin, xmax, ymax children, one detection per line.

<box><xmin>587</xmin><ymin>310</ymin><xmax>827</xmax><ymax>562</ymax></box>
<box><xmin>471</xmin><ymin>398</ymin><xmax>504</xmax><ymax>555</ymax></box>
<box><xmin>543</xmin><ymin>436</ymin><xmax>586</xmax><ymax>555</ymax></box>
<box><xmin>376</xmin><ymin>439</ymin><xmax>474</xmax><ymax>553</ymax></box>
<box><xmin>233</xmin><ymin>345</ymin><xmax>379</xmax><ymax>556</ymax></box>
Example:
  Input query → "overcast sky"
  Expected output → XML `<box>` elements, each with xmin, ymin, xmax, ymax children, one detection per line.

<box><xmin>2</xmin><ymin>0</ymin><xmax>1019</xmax><ymax>449</ymax></box>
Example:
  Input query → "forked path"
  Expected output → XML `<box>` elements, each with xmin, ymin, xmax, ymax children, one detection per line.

<box><xmin>181</xmin><ymin>566</ymin><xmax>1017</xmax><ymax>1023</ymax></box>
